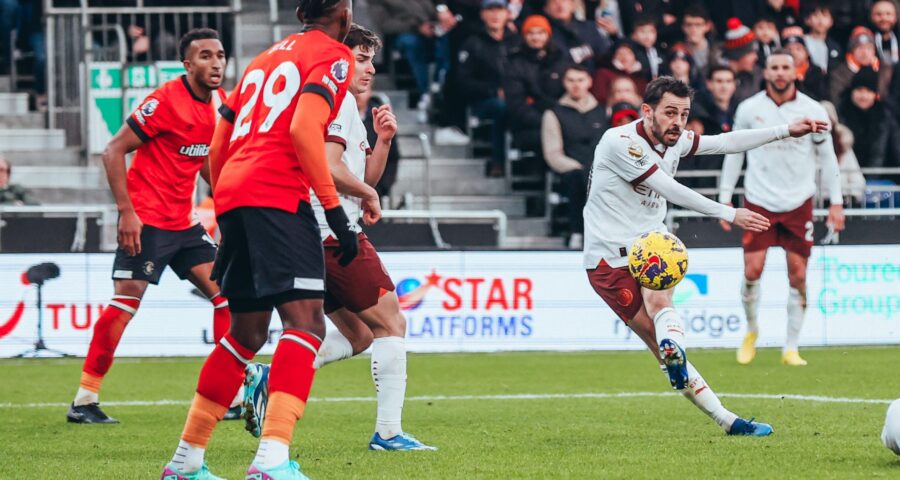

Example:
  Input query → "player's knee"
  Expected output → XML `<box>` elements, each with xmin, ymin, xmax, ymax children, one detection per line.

<box><xmin>788</xmin><ymin>273</ymin><xmax>806</xmax><ymax>291</ymax></box>
<box><xmin>230</xmin><ymin>327</ymin><xmax>268</xmax><ymax>353</ymax></box>
<box><xmin>351</xmin><ymin>329</ymin><xmax>374</xmax><ymax>354</ymax></box>
<box><xmin>744</xmin><ymin>265</ymin><xmax>764</xmax><ymax>281</ymax></box>
<box><xmin>114</xmin><ymin>280</ymin><xmax>146</xmax><ymax>299</ymax></box>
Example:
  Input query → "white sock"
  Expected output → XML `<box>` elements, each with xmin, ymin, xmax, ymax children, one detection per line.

<box><xmin>230</xmin><ymin>385</ymin><xmax>244</xmax><ymax>409</ymax></box>
<box><xmin>73</xmin><ymin>387</ymin><xmax>98</xmax><ymax>406</ymax></box>
<box><xmin>663</xmin><ymin>362</ymin><xmax>739</xmax><ymax>432</ymax></box>
<box><xmin>741</xmin><ymin>279</ymin><xmax>760</xmax><ymax>334</ymax></box>
<box><xmin>252</xmin><ymin>438</ymin><xmax>289</xmax><ymax>469</ymax></box>
<box><xmin>314</xmin><ymin>328</ymin><xmax>354</xmax><ymax>369</ymax></box>
<box><xmin>371</xmin><ymin>336</ymin><xmax>407</xmax><ymax>439</ymax></box>
<box><xmin>785</xmin><ymin>287</ymin><xmax>806</xmax><ymax>352</ymax></box>
<box><xmin>653</xmin><ymin>307</ymin><xmax>685</xmax><ymax>348</ymax></box>
<box><xmin>170</xmin><ymin>440</ymin><xmax>205</xmax><ymax>473</ymax></box>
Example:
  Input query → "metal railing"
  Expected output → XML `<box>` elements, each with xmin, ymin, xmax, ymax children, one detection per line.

<box><xmin>380</xmin><ymin>209</ymin><xmax>508</xmax><ymax>248</ymax></box>
<box><xmin>0</xmin><ymin>204</ymin><xmax>117</xmax><ymax>252</ymax></box>
<box><xmin>44</xmin><ymin>0</ymin><xmax>241</xmax><ymax>155</ymax></box>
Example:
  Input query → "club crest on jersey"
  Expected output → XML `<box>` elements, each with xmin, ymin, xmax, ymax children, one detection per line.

<box><xmin>179</xmin><ymin>144</ymin><xmax>210</xmax><ymax>157</ymax></box>
<box><xmin>142</xmin><ymin>261</ymin><xmax>155</xmax><ymax>275</ymax></box>
<box><xmin>330</xmin><ymin>59</ymin><xmax>349</xmax><ymax>83</ymax></box>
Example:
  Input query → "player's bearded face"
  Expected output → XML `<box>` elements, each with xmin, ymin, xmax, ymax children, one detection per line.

<box><xmin>649</xmin><ymin>96</ymin><xmax>690</xmax><ymax>147</ymax></box>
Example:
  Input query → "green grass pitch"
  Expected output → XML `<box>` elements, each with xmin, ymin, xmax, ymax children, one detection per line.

<box><xmin>2</xmin><ymin>347</ymin><xmax>899</xmax><ymax>479</ymax></box>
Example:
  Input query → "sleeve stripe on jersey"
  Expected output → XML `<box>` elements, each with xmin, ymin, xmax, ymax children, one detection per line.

<box><xmin>629</xmin><ymin>164</ymin><xmax>659</xmax><ymax>187</ymax></box>
<box><xmin>126</xmin><ymin>116</ymin><xmax>152</xmax><ymax>143</ymax></box>
<box><xmin>301</xmin><ymin>84</ymin><xmax>335</xmax><ymax>111</ymax></box>
<box><xmin>326</xmin><ymin>135</ymin><xmax>347</xmax><ymax>147</ymax></box>
<box><xmin>218</xmin><ymin>104</ymin><xmax>236</xmax><ymax>123</ymax></box>
<box><xmin>687</xmin><ymin>132</ymin><xmax>701</xmax><ymax>157</ymax></box>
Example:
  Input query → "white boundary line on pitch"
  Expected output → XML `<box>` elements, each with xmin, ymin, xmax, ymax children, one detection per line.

<box><xmin>0</xmin><ymin>392</ymin><xmax>893</xmax><ymax>409</ymax></box>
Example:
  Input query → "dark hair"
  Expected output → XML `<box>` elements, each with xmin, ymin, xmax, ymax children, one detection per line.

<box><xmin>802</xmin><ymin>1</ymin><xmax>831</xmax><ymax>18</ymax></box>
<box><xmin>753</xmin><ymin>15</ymin><xmax>777</xmax><ymax>27</ymax></box>
<box><xmin>179</xmin><ymin>28</ymin><xmax>220</xmax><ymax>61</ymax></box>
<box><xmin>706</xmin><ymin>65</ymin><xmax>735</xmax><ymax>80</ymax></box>
<box><xmin>682</xmin><ymin>5</ymin><xmax>710</xmax><ymax>22</ymax></box>
<box><xmin>344</xmin><ymin>23</ymin><xmax>382</xmax><ymax>52</ymax></box>
<box><xmin>631</xmin><ymin>14</ymin><xmax>657</xmax><ymax>30</ymax></box>
<box><xmin>563</xmin><ymin>63</ymin><xmax>591</xmax><ymax>77</ymax></box>
<box><xmin>297</xmin><ymin>0</ymin><xmax>344</xmax><ymax>23</ymax></box>
<box><xmin>643</xmin><ymin>76</ymin><xmax>694</xmax><ymax>106</ymax></box>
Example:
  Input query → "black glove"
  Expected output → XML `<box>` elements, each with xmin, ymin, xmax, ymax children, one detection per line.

<box><xmin>324</xmin><ymin>206</ymin><xmax>359</xmax><ymax>266</ymax></box>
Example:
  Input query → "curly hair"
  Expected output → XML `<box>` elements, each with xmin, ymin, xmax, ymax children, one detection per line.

<box><xmin>296</xmin><ymin>0</ymin><xmax>345</xmax><ymax>23</ymax></box>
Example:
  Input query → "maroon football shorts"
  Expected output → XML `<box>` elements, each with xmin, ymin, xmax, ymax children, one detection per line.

<box><xmin>586</xmin><ymin>259</ymin><xmax>643</xmax><ymax>322</ymax></box>
<box><xmin>323</xmin><ymin>233</ymin><xmax>396</xmax><ymax>314</ymax></box>
<box><xmin>742</xmin><ymin>197</ymin><xmax>814</xmax><ymax>258</ymax></box>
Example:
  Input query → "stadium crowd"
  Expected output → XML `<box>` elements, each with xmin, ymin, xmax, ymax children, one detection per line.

<box><xmin>369</xmin><ymin>0</ymin><xmax>900</xmax><ymax>239</ymax></box>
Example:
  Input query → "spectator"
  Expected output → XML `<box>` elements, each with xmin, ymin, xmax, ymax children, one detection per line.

<box><xmin>432</xmin><ymin>1</ymin><xmax>478</xmax><ymax>146</ymax></box>
<box><xmin>604</xmin><ymin>75</ymin><xmax>643</xmax><ymax>113</ymax></box>
<box><xmin>368</xmin><ymin>1</ymin><xmax>450</xmax><ymax>114</ymax></box>
<box><xmin>870</xmin><ymin>0</ymin><xmax>900</xmax><ymax>66</ymax></box>
<box><xmin>762</xmin><ymin>0</ymin><xmax>798</xmax><ymax>31</ymax></box>
<box><xmin>0</xmin><ymin>156</ymin><xmax>37</xmax><ymax>205</ymax></box>
<box><xmin>457</xmin><ymin>0</ymin><xmax>518</xmax><ymax>177</ymax></box>
<box><xmin>544</xmin><ymin>0</ymin><xmax>611</xmax><ymax>69</ymax></box>
<box><xmin>0</xmin><ymin>0</ymin><xmax>16</xmax><ymax>74</ymax></box>
<box><xmin>680</xmin><ymin>5</ymin><xmax>723</xmax><ymax>74</ymax></box>
<box><xmin>15</xmin><ymin>0</ymin><xmax>45</xmax><ymax>110</ymax></box>
<box><xmin>594</xmin><ymin>0</ymin><xmax>624</xmax><ymax>43</ymax></box>
<box><xmin>782</xmin><ymin>26</ymin><xmax>829</xmax><ymax>101</ymax></box>
<box><xmin>722</xmin><ymin>18</ymin><xmax>763</xmax><ymax>103</ymax></box>
<box><xmin>689</xmin><ymin>66</ymin><xmax>738</xmax><ymax>188</ymax></box>
<box><xmin>826</xmin><ymin>0</ymin><xmax>873</xmax><ymax>44</ymax></box>
<box><xmin>803</xmin><ymin>2</ymin><xmax>842</xmax><ymax>73</ymax></box>
<box><xmin>591</xmin><ymin>40</ymin><xmax>647</xmax><ymax>106</ymax></box>
<box><xmin>829</xmin><ymin>26</ymin><xmax>893</xmax><ymax>108</ymax></box>
<box><xmin>505</xmin><ymin>15</ymin><xmax>568</xmax><ymax>154</ymax></box>
<box><xmin>541</xmin><ymin>64</ymin><xmax>607</xmax><ymax>249</ymax></box>
<box><xmin>619</xmin><ymin>0</ymin><xmax>681</xmax><ymax>42</ymax></box>
<box><xmin>629</xmin><ymin>14</ymin><xmax>661</xmax><ymax>79</ymax></box>
<box><xmin>662</xmin><ymin>43</ymin><xmax>701</xmax><ymax>90</ymax></box>
<box><xmin>703</xmin><ymin>0</ymin><xmax>762</xmax><ymax>38</ymax></box>
<box><xmin>753</xmin><ymin>16</ymin><xmax>781</xmax><ymax>67</ymax></box>
<box><xmin>838</xmin><ymin>67</ymin><xmax>900</xmax><ymax>171</ymax></box>
<box><xmin>609</xmin><ymin>101</ymin><xmax>639</xmax><ymax>127</ymax></box>
<box><xmin>822</xmin><ymin>100</ymin><xmax>866</xmax><ymax>203</ymax></box>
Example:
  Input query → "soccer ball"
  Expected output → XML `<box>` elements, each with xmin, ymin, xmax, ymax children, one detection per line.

<box><xmin>883</xmin><ymin>399</ymin><xmax>900</xmax><ymax>456</ymax></box>
<box><xmin>628</xmin><ymin>231</ymin><xmax>689</xmax><ymax>290</ymax></box>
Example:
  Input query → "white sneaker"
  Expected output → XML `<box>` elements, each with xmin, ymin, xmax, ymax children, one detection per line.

<box><xmin>434</xmin><ymin>127</ymin><xmax>470</xmax><ymax>146</ymax></box>
<box><xmin>567</xmin><ymin>233</ymin><xmax>584</xmax><ymax>250</ymax></box>
<box><xmin>416</xmin><ymin>93</ymin><xmax>431</xmax><ymax>124</ymax></box>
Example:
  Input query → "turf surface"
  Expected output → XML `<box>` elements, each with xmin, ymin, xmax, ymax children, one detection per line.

<box><xmin>2</xmin><ymin>347</ymin><xmax>899</xmax><ymax>479</ymax></box>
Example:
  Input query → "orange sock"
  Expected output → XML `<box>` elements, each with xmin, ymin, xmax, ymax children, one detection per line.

<box><xmin>80</xmin><ymin>295</ymin><xmax>140</xmax><ymax>391</ymax></box>
<box><xmin>210</xmin><ymin>294</ymin><xmax>230</xmax><ymax>344</ymax></box>
<box><xmin>181</xmin><ymin>394</ymin><xmax>229</xmax><ymax>448</ymax></box>
<box><xmin>260</xmin><ymin>329</ymin><xmax>322</xmax><ymax>444</ymax></box>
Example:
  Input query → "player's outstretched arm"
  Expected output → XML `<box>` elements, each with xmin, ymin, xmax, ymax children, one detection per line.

<box><xmin>290</xmin><ymin>92</ymin><xmax>358</xmax><ymax>265</ymax></box>
<box><xmin>325</xmin><ymin>141</ymin><xmax>381</xmax><ymax>225</ymax></box>
<box><xmin>642</xmin><ymin>170</ymin><xmax>770</xmax><ymax>232</ymax></box>
<box><xmin>364</xmin><ymin>105</ymin><xmax>397</xmax><ymax>188</ymax></box>
<box><xmin>814</xmin><ymin>133</ymin><xmax>846</xmax><ymax>232</ymax></box>
<box><xmin>102</xmin><ymin>125</ymin><xmax>145</xmax><ymax>256</ymax></box>
<box><xmin>694</xmin><ymin>118</ymin><xmax>829</xmax><ymax>156</ymax></box>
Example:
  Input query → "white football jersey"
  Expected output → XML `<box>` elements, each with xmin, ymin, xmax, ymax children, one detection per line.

<box><xmin>311</xmin><ymin>93</ymin><xmax>371</xmax><ymax>240</ymax></box>
<box><xmin>583</xmin><ymin>119</ymin><xmax>700</xmax><ymax>269</ymax></box>
<box><xmin>722</xmin><ymin>91</ymin><xmax>831</xmax><ymax>212</ymax></box>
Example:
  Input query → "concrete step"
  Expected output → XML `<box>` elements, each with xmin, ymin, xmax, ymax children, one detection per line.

<box><xmin>419</xmin><ymin>195</ymin><xmax>527</xmax><ymax>217</ymax></box>
<box><xmin>14</xmin><ymin>165</ymin><xmax>104</xmax><ymax>189</ymax></box>
<box><xmin>30</xmin><ymin>187</ymin><xmax>112</xmax><ymax>205</ymax></box>
<box><xmin>3</xmin><ymin>147</ymin><xmax>81</xmax><ymax>166</ymax></box>
<box><xmin>240</xmin><ymin>11</ymin><xmax>271</xmax><ymax>24</ymax></box>
<box><xmin>392</xmin><ymin>176</ymin><xmax>508</xmax><ymax>196</ymax></box>
<box><xmin>0</xmin><ymin>111</ymin><xmax>46</xmax><ymax>129</ymax></box>
<box><xmin>0</xmin><ymin>129</ymin><xmax>66</xmax><ymax>150</ymax></box>
<box><xmin>504</xmin><ymin>235</ymin><xmax>566</xmax><ymax>249</ymax></box>
<box><xmin>398</xmin><ymin>157</ymin><xmax>488</xmax><ymax>180</ymax></box>
<box><xmin>507</xmin><ymin>217</ymin><xmax>551</xmax><ymax>237</ymax></box>
<box><xmin>0</xmin><ymin>92</ymin><xmax>28</xmax><ymax>115</ymax></box>
<box><xmin>396</xmin><ymin>136</ymin><xmax>470</xmax><ymax>158</ymax></box>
